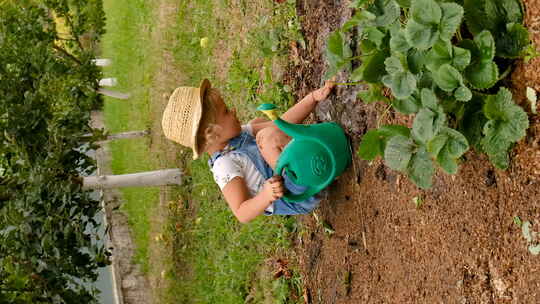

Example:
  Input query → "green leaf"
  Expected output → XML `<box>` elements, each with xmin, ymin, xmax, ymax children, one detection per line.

<box><xmin>411</xmin><ymin>0</ymin><xmax>441</xmax><ymax>25</ymax></box>
<box><xmin>513</xmin><ymin>216</ymin><xmax>523</xmax><ymax>227</ymax></box>
<box><xmin>464</xmin><ymin>0</ymin><xmax>499</xmax><ymax>35</ymax></box>
<box><xmin>451</xmin><ymin>46</ymin><xmax>471</xmax><ymax>71</ymax></box>
<box><xmin>483</xmin><ymin>88</ymin><xmax>514</xmax><ymax>120</ymax></box>
<box><xmin>412</xmin><ymin>106</ymin><xmax>446</xmax><ymax>144</ymax></box>
<box><xmin>434</xmin><ymin>64</ymin><xmax>462</xmax><ymax>92</ymax></box>
<box><xmin>370</xmin><ymin>0</ymin><xmax>401</xmax><ymax>27</ymax></box>
<box><xmin>412</xmin><ymin>196</ymin><xmax>424</xmax><ymax>208</ymax></box>
<box><xmin>351</xmin><ymin>50</ymin><xmax>389</xmax><ymax>83</ymax></box>
<box><xmin>483</xmin><ymin>88</ymin><xmax>529</xmax><ymax>141</ymax></box>
<box><xmin>382</xmin><ymin>72</ymin><xmax>417</xmax><ymax>99</ymax></box>
<box><xmin>405</xmin><ymin>20</ymin><xmax>439</xmax><ymax>50</ymax></box>
<box><xmin>425</xmin><ymin>42</ymin><xmax>471</xmax><ymax>73</ymax></box>
<box><xmin>358</xmin><ymin>130</ymin><xmax>383</xmax><ymax>160</ymax></box>
<box><xmin>496</xmin><ymin>23</ymin><xmax>530</xmax><ymax>58</ymax></box>
<box><xmin>417</xmin><ymin>71</ymin><xmax>435</xmax><ymax>90</ymax></box>
<box><xmin>454</xmin><ymin>86</ymin><xmax>472</xmax><ymax>102</ymax></box>
<box><xmin>427</xmin><ymin>127</ymin><xmax>469</xmax><ymax>174</ymax></box>
<box><xmin>357</xmin><ymin>84</ymin><xmax>389</xmax><ymax>103</ymax></box>
<box><xmin>460</xmin><ymin>95</ymin><xmax>487</xmax><ymax>151</ymax></box>
<box><xmin>359</xmin><ymin>125</ymin><xmax>411</xmax><ymax>160</ymax></box>
<box><xmin>464</xmin><ymin>60</ymin><xmax>499</xmax><ymax>90</ymax></box>
<box><xmin>426</xmin><ymin>40</ymin><xmax>453</xmax><ymax>72</ymax></box>
<box><xmin>325</xmin><ymin>30</ymin><xmax>352</xmax><ymax>77</ymax></box>
<box><xmin>342</xmin><ymin>10</ymin><xmax>377</xmax><ymax>31</ymax></box>
<box><xmin>362</xmin><ymin>26</ymin><xmax>387</xmax><ymax>48</ymax></box>
<box><xmin>384</xmin><ymin>56</ymin><xmax>405</xmax><ymax>74</ymax></box>
<box><xmin>407</xmin><ymin>146</ymin><xmax>435</xmax><ymax>189</ymax></box>
<box><xmin>350</xmin><ymin>0</ymin><xmax>372</xmax><ymax>9</ymax></box>
<box><xmin>481</xmin><ymin>88</ymin><xmax>529</xmax><ymax>169</ymax></box>
<box><xmin>379</xmin><ymin>125</ymin><xmax>411</xmax><ymax>138</ymax></box>
<box><xmin>439</xmin><ymin>3</ymin><xmax>464</xmax><ymax>41</ymax></box>
<box><xmin>393</xmin><ymin>94</ymin><xmax>421</xmax><ymax>114</ymax></box>
<box><xmin>390</xmin><ymin>29</ymin><xmax>411</xmax><ymax>53</ymax></box>
<box><xmin>407</xmin><ymin>49</ymin><xmax>427</xmax><ymax>74</ymax></box>
<box><xmin>475</xmin><ymin>30</ymin><xmax>496</xmax><ymax>60</ymax></box>
<box><xmin>395</xmin><ymin>0</ymin><xmax>411</xmax><ymax>8</ymax></box>
<box><xmin>458</xmin><ymin>39</ymin><xmax>480</xmax><ymax>59</ymax></box>
<box><xmin>384</xmin><ymin>135</ymin><xmax>416</xmax><ymax>171</ymax></box>
<box><xmin>501</xmin><ymin>0</ymin><xmax>525</xmax><ymax>23</ymax></box>
<box><xmin>420</xmin><ymin>88</ymin><xmax>438</xmax><ymax>110</ymax></box>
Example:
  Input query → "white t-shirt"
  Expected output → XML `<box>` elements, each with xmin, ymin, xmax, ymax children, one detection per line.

<box><xmin>210</xmin><ymin>125</ymin><xmax>274</xmax><ymax>213</ymax></box>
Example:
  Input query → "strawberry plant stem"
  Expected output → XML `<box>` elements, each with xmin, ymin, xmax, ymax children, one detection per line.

<box><xmin>376</xmin><ymin>104</ymin><xmax>393</xmax><ymax>128</ymax></box>
<box><xmin>335</xmin><ymin>81</ymin><xmax>365</xmax><ymax>86</ymax></box>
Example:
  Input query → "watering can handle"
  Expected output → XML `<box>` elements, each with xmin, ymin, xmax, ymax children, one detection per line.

<box><xmin>275</xmin><ymin>164</ymin><xmax>318</xmax><ymax>203</ymax></box>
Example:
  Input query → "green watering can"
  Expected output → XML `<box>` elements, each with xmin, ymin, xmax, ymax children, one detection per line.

<box><xmin>257</xmin><ymin>104</ymin><xmax>351</xmax><ymax>203</ymax></box>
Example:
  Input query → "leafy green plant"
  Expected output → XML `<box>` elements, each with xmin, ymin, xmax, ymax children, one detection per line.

<box><xmin>464</xmin><ymin>0</ymin><xmax>530</xmax><ymax>58</ymax></box>
<box><xmin>0</xmin><ymin>2</ymin><xmax>108</xmax><ymax>303</ymax></box>
<box><xmin>325</xmin><ymin>0</ymin><xmax>530</xmax><ymax>188</ymax></box>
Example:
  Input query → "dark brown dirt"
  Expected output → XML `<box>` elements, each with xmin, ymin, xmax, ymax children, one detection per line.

<box><xmin>285</xmin><ymin>0</ymin><xmax>540</xmax><ymax>303</ymax></box>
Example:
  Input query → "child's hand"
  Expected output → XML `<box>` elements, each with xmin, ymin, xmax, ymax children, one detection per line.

<box><xmin>311</xmin><ymin>77</ymin><xmax>337</xmax><ymax>102</ymax></box>
<box><xmin>262</xmin><ymin>176</ymin><xmax>285</xmax><ymax>201</ymax></box>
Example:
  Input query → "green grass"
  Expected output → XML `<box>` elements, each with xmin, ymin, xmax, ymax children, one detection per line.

<box><xmin>101</xmin><ymin>0</ymin><xmax>306</xmax><ymax>301</ymax></box>
<box><xmin>163</xmin><ymin>157</ymin><xmax>301</xmax><ymax>303</ymax></box>
<box><xmin>100</xmin><ymin>0</ymin><xmax>157</xmax><ymax>272</ymax></box>
<box><xmin>161</xmin><ymin>1</ymin><xmax>307</xmax><ymax>301</ymax></box>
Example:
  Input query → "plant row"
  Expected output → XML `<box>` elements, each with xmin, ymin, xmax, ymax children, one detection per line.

<box><xmin>326</xmin><ymin>0</ymin><xmax>532</xmax><ymax>188</ymax></box>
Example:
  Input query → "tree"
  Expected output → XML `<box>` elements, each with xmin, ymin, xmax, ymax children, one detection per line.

<box><xmin>0</xmin><ymin>1</ymin><xmax>110</xmax><ymax>303</ymax></box>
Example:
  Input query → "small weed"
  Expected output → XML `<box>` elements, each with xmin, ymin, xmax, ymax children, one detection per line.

<box><xmin>273</xmin><ymin>269</ymin><xmax>304</xmax><ymax>304</ymax></box>
<box><xmin>523</xmin><ymin>43</ymin><xmax>540</xmax><ymax>63</ymax></box>
<box><xmin>514</xmin><ymin>215</ymin><xmax>523</xmax><ymax>227</ymax></box>
<box><xmin>313</xmin><ymin>212</ymin><xmax>335</xmax><ymax>235</ymax></box>
<box><xmin>342</xmin><ymin>270</ymin><xmax>352</xmax><ymax>295</ymax></box>
<box><xmin>412</xmin><ymin>196</ymin><xmax>423</xmax><ymax>209</ymax></box>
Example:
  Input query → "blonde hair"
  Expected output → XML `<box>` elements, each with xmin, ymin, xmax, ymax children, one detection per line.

<box><xmin>196</xmin><ymin>88</ymin><xmax>222</xmax><ymax>152</ymax></box>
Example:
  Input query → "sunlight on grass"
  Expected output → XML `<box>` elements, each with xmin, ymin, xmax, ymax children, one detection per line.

<box><xmin>100</xmin><ymin>0</ymin><xmax>158</xmax><ymax>273</ymax></box>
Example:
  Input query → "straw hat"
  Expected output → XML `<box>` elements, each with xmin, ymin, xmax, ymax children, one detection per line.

<box><xmin>162</xmin><ymin>79</ymin><xmax>211</xmax><ymax>159</ymax></box>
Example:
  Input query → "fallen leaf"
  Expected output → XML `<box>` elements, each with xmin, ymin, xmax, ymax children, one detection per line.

<box><xmin>526</xmin><ymin>87</ymin><xmax>537</xmax><ymax>114</ymax></box>
<box><xmin>528</xmin><ymin>244</ymin><xmax>540</xmax><ymax>255</ymax></box>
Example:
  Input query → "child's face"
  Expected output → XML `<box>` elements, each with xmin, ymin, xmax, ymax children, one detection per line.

<box><xmin>213</xmin><ymin>95</ymin><xmax>241</xmax><ymax>139</ymax></box>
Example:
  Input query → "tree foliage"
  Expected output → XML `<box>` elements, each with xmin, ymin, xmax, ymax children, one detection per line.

<box><xmin>0</xmin><ymin>1</ymin><xmax>109</xmax><ymax>303</ymax></box>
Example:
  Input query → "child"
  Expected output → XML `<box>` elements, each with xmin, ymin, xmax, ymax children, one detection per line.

<box><xmin>162</xmin><ymin>79</ymin><xmax>335</xmax><ymax>223</ymax></box>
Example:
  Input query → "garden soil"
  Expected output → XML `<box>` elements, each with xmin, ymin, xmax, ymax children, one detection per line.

<box><xmin>284</xmin><ymin>0</ymin><xmax>540</xmax><ymax>303</ymax></box>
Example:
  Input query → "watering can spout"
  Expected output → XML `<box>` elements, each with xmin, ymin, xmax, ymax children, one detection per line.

<box><xmin>257</xmin><ymin>103</ymin><xmax>312</xmax><ymax>138</ymax></box>
<box><xmin>256</xmin><ymin>103</ymin><xmax>351</xmax><ymax>203</ymax></box>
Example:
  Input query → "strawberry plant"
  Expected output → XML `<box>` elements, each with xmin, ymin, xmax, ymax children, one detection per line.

<box><xmin>326</xmin><ymin>0</ymin><xmax>531</xmax><ymax>188</ymax></box>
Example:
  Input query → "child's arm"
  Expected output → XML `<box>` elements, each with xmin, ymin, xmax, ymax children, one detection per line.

<box><xmin>251</xmin><ymin>79</ymin><xmax>336</xmax><ymax>135</ymax></box>
<box><xmin>222</xmin><ymin>176</ymin><xmax>284</xmax><ymax>223</ymax></box>
<box><xmin>281</xmin><ymin>79</ymin><xmax>336</xmax><ymax>124</ymax></box>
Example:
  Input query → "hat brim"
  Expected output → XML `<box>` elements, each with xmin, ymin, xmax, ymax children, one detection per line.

<box><xmin>191</xmin><ymin>78</ymin><xmax>212</xmax><ymax>159</ymax></box>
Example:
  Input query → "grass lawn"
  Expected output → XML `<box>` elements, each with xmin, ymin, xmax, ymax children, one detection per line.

<box><xmin>101</xmin><ymin>0</ymin><xmax>306</xmax><ymax>302</ymax></box>
<box><xmin>100</xmin><ymin>0</ymin><xmax>158</xmax><ymax>272</ymax></box>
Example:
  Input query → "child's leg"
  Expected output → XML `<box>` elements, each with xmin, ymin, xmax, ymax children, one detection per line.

<box><xmin>255</xmin><ymin>125</ymin><xmax>291</xmax><ymax>170</ymax></box>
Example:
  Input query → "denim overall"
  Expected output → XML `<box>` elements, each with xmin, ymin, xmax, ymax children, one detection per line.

<box><xmin>208</xmin><ymin>131</ymin><xmax>320</xmax><ymax>215</ymax></box>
